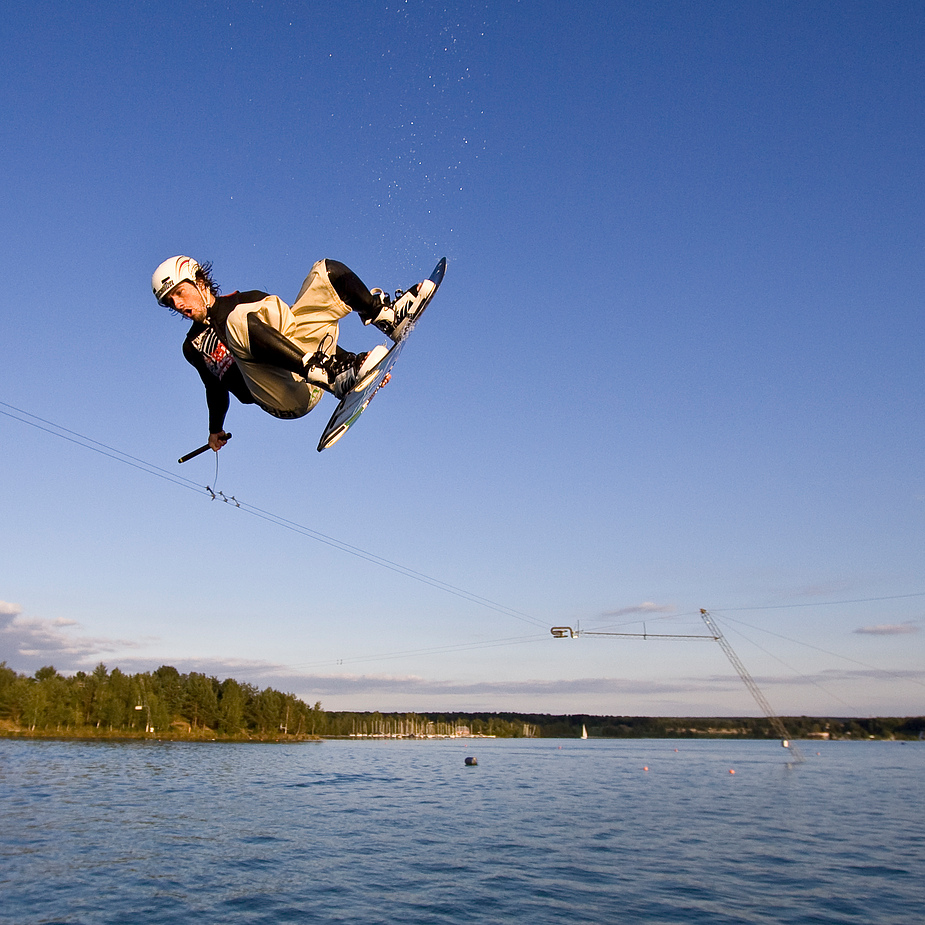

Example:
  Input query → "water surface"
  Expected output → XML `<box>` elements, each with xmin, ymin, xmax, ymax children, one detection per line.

<box><xmin>1</xmin><ymin>738</ymin><xmax>922</xmax><ymax>923</ymax></box>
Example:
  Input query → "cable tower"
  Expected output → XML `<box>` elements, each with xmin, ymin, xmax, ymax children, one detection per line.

<box><xmin>700</xmin><ymin>610</ymin><xmax>805</xmax><ymax>762</ymax></box>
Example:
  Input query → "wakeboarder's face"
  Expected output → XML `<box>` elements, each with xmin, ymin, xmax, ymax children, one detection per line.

<box><xmin>167</xmin><ymin>281</ymin><xmax>211</xmax><ymax>323</ymax></box>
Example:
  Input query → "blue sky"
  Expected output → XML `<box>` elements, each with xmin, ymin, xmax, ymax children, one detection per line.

<box><xmin>1</xmin><ymin>0</ymin><xmax>923</xmax><ymax>717</ymax></box>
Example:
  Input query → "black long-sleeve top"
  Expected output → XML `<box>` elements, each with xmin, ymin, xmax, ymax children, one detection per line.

<box><xmin>181</xmin><ymin>290</ymin><xmax>268</xmax><ymax>433</ymax></box>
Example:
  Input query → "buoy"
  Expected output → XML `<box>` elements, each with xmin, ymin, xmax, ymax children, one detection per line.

<box><xmin>729</xmin><ymin>769</ymin><xmax>735</xmax><ymax>774</ymax></box>
<box><xmin>464</xmin><ymin>756</ymin><xmax>477</xmax><ymax>766</ymax></box>
<box><xmin>643</xmin><ymin>766</ymin><xmax>649</xmax><ymax>771</ymax></box>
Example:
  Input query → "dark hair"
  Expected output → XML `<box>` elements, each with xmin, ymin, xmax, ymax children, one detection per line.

<box><xmin>195</xmin><ymin>260</ymin><xmax>221</xmax><ymax>299</ymax></box>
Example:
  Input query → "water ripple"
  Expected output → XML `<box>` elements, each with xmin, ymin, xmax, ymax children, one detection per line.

<box><xmin>1</xmin><ymin>739</ymin><xmax>923</xmax><ymax>924</ymax></box>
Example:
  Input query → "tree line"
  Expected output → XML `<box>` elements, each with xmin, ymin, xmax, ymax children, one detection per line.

<box><xmin>504</xmin><ymin>712</ymin><xmax>925</xmax><ymax>740</ymax></box>
<box><xmin>0</xmin><ymin>662</ymin><xmax>323</xmax><ymax>738</ymax></box>
<box><xmin>1</xmin><ymin>663</ymin><xmax>922</xmax><ymax>740</ymax></box>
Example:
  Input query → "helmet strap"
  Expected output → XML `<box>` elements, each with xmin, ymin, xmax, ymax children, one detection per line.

<box><xmin>197</xmin><ymin>279</ymin><xmax>215</xmax><ymax>312</ymax></box>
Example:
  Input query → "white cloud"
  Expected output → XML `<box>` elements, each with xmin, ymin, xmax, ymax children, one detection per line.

<box><xmin>854</xmin><ymin>622</ymin><xmax>919</xmax><ymax>636</ymax></box>
<box><xmin>0</xmin><ymin>602</ymin><xmax>144</xmax><ymax>673</ymax></box>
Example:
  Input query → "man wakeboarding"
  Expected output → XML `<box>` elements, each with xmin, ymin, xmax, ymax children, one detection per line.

<box><xmin>151</xmin><ymin>256</ymin><xmax>436</xmax><ymax>453</ymax></box>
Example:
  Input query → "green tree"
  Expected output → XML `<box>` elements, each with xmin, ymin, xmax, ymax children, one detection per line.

<box><xmin>250</xmin><ymin>688</ymin><xmax>283</xmax><ymax>733</ymax></box>
<box><xmin>151</xmin><ymin>665</ymin><xmax>184</xmax><ymax>718</ymax></box>
<box><xmin>104</xmin><ymin>668</ymin><xmax>133</xmax><ymax>729</ymax></box>
<box><xmin>217</xmin><ymin>678</ymin><xmax>245</xmax><ymax>733</ymax></box>
<box><xmin>80</xmin><ymin>664</ymin><xmax>109</xmax><ymax>725</ymax></box>
<box><xmin>0</xmin><ymin>662</ymin><xmax>20</xmax><ymax>721</ymax></box>
<box><xmin>184</xmin><ymin>673</ymin><xmax>219</xmax><ymax>729</ymax></box>
<box><xmin>22</xmin><ymin>679</ymin><xmax>46</xmax><ymax>731</ymax></box>
<box><xmin>307</xmin><ymin>701</ymin><xmax>324</xmax><ymax>735</ymax></box>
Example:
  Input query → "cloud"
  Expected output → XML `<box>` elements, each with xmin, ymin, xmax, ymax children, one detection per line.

<box><xmin>0</xmin><ymin>601</ymin><xmax>145</xmax><ymax>673</ymax></box>
<box><xmin>854</xmin><ymin>622</ymin><xmax>919</xmax><ymax>636</ymax></box>
<box><xmin>601</xmin><ymin>602</ymin><xmax>675</xmax><ymax>618</ymax></box>
<box><xmin>109</xmin><ymin>659</ymin><xmax>757</xmax><ymax>701</ymax></box>
<box><xmin>721</xmin><ymin>666</ymin><xmax>921</xmax><ymax>685</ymax></box>
<box><xmin>3</xmin><ymin>601</ymin><xmax>921</xmax><ymax>715</ymax></box>
<box><xmin>287</xmin><ymin>674</ymin><xmax>703</xmax><ymax>698</ymax></box>
<box><xmin>80</xmin><ymin>649</ymin><xmax>729</xmax><ymax>700</ymax></box>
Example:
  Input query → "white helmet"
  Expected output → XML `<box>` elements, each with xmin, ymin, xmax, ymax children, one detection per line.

<box><xmin>152</xmin><ymin>255</ymin><xmax>202</xmax><ymax>306</ymax></box>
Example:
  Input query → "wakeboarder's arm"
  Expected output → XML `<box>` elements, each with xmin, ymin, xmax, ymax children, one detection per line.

<box><xmin>182</xmin><ymin>317</ymin><xmax>255</xmax><ymax>452</ymax></box>
<box><xmin>182</xmin><ymin>335</ymin><xmax>238</xmax><ymax>449</ymax></box>
<box><xmin>204</xmin><ymin>380</ymin><xmax>231</xmax><ymax>436</ymax></box>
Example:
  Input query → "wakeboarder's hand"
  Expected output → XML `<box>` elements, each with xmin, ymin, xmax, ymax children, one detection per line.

<box><xmin>209</xmin><ymin>431</ymin><xmax>230</xmax><ymax>452</ymax></box>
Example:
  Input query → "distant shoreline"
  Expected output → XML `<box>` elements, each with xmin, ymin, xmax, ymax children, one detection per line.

<box><xmin>5</xmin><ymin>665</ymin><xmax>921</xmax><ymax>742</ymax></box>
<box><xmin>2</xmin><ymin>725</ymin><xmax>922</xmax><ymax>744</ymax></box>
<box><xmin>0</xmin><ymin>727</ymin><xmax>321</xmax><ymax>744</ymax></box>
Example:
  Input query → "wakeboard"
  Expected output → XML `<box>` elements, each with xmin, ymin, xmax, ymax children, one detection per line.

<box><xmin>317</xmin><ymin>257</ymin><xmax>447</xmax><ymax>451</ymax></box>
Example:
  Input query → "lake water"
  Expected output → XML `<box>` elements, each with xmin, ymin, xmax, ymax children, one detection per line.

<box><xmin>1</xmin><ymin>737</ymin><xmax>922</xmax><ymax>924</ymax></box>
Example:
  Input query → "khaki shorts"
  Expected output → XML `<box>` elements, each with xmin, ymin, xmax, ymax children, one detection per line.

<box><xmin>223</xmin><ymin>259</ymin><xmax>350</xmax><ymax>417</ymax></box>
